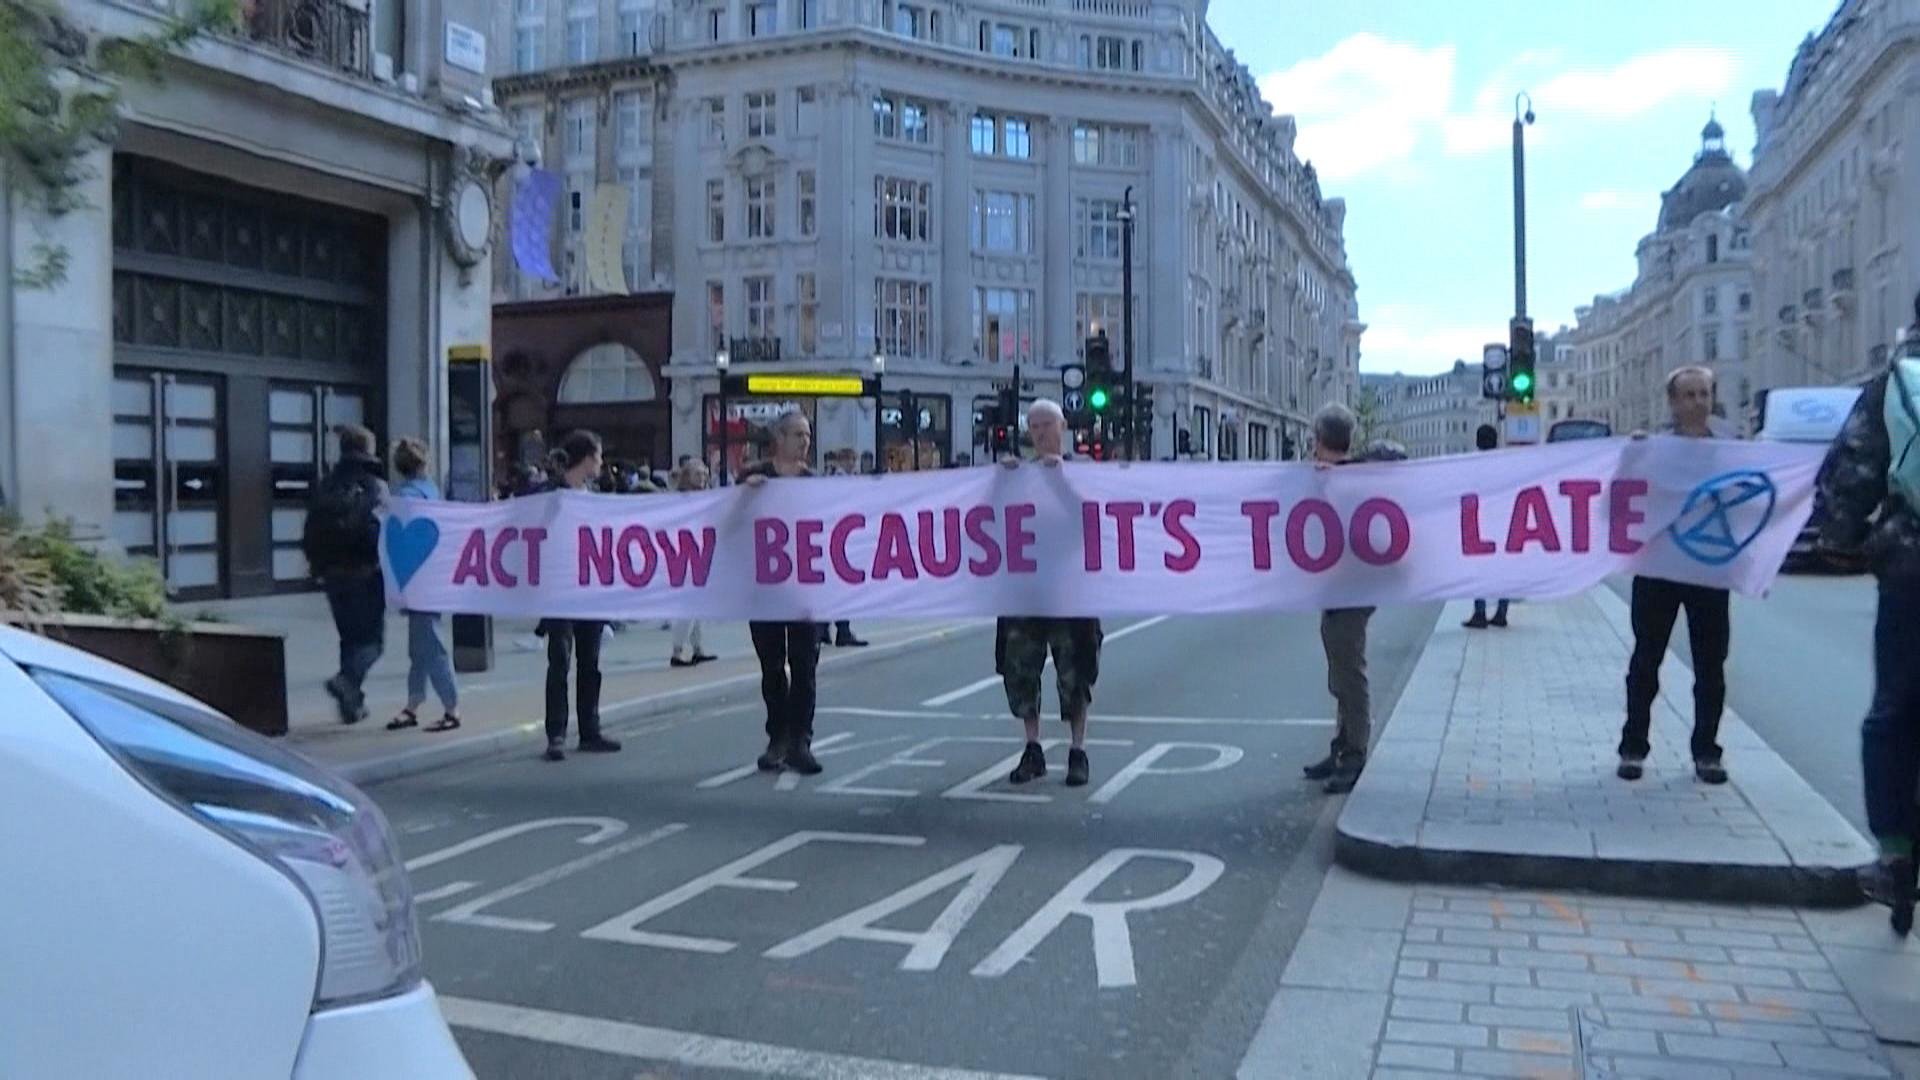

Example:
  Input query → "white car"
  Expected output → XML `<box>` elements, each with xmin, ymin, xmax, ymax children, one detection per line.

<box><xmin>0</xmin><ymin>624</ymin><xmax>472</xmax><ymax>1079</ymax></box>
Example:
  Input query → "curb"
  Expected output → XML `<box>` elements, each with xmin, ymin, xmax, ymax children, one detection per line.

<box><xmin>1332</xmin><ymin>592</ymin><xmax>1872</xmax><ymax>909</ymax></box>
<box><xmin>332</xmin><ymin>621</ymin><xmax>990</xmax><ymax>787</ymax></box>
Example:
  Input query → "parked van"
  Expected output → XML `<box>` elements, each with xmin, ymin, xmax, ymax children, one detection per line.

<box><xmin>1754</xmin><ymin>386</ymin><xmax>1863</xmax><ymax>572</ymax></box>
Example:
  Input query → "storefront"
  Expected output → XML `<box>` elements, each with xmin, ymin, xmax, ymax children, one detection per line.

<box><xmin>879</xmin><ymin>391</ymin><xmax>952</xmax><ymax>471</ymax></box>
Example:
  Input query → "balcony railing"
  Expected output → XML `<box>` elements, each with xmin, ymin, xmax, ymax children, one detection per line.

<box><xmin>1832</xmin><ymin>267</ymin><xmax>1856</xmax><ymax>292</ymax></box>
<box><xmin>245</xmin><ymin>0</ymin><xmax>373</xmax><ymax>79</ymax></box>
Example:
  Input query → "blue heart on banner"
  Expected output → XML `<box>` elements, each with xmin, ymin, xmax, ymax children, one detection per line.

<box><xmin>385</xmin><ymin>516</ymin><xmax>440</xmax><ymax>591</ymax></box>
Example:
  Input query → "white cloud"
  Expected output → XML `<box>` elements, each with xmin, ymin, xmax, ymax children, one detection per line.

<box><xmin>1256</xmin><ymin>34</ymin><xmax>1456</xmax><ymax>182</ymax></box>
<box><xmin>1579</xmin><ymin>190</ymin><xmax>1658</xmax><ymax>213</ymax></box>
<box><xmin>1257</xmin><ymin>39</ymin><xmax>1739</xmax><ymax>182</ymax></box>
<box><xmin>1359</xmin><ymin>310</ymin><xmax>1502</xmax><ymax>376</ymax></box>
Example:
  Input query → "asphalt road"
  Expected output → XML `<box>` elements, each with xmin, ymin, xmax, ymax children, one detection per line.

<box><xmin>1612</xmin><ymin>572</ymin><xmax>1879</xmax><ymax>836</ymax></box>
<box><xmin>370</xmin><ymin>604</ymin><xmax>1441</xmax><ymax>1080</ymax></box>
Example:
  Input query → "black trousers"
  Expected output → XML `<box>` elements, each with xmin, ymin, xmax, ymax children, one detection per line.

<box><xmin>751</xmin><ymin>621</ymin><xmax>819</xmax><ymax>743</ymax></box>
<box><xmin>1863</xmin><ymin>575</ymin><xmax>1920</xmax><ymax>842</ymax></box>
<box><xmin>1620</xmin><ymin>576</ymin><xmax>1729</xmax><ymax>762</ymax></box>
<box><xmin>544</xmin><ymin>619</ymin><xmax>605</xmax><ymax>743</ymax></box>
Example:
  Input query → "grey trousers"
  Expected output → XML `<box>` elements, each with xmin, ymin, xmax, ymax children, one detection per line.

<box><xmin>1322</xmin><ymin>607</ymin><xmax>1375</xmax><ymax>756</ymax></box>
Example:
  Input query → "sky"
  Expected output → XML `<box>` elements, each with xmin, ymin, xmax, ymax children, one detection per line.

<box><xmin>1202</xmin><ymin>0</ymin><xmax>1840</xmax><ymax>375</ymax></box>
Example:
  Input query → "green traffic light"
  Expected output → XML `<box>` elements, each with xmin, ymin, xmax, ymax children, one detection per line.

<box><xmin>1510</xmin><ymin>371</ymin><xmax>1534</xmax><ymax>394</ymax></box>
<box><xmin>1089</xmin><ymin>387</ymin><xmax>1110</xmax><ymax>411</ymax></box>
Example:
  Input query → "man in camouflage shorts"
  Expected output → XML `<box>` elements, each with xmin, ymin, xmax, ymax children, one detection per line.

<box><xmin>994</xmin><ymin>399</ymin><xmax>1103</xmax><ymax>787</ymax></box>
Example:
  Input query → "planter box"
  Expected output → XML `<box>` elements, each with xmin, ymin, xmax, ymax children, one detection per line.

<box><xmin>2</xmin><ymin>613</ymin><xmax>289</xmax><ymax>736</ymax></box>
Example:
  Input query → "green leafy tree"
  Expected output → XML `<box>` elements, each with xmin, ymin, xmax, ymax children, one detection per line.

<box><xmin>2</xmin><ymin>0</ymin><xmax>236</xmax><ymax>288</ymax></box>
<box><xmin>1352</xmin><ymin>385</ymin><xmax>1387</xmax><ymax>445</ymax></box>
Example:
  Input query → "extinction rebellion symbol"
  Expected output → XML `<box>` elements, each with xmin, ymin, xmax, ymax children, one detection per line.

<box><xmin>1668</xmin><ymin>469</ymin><xmax>1777</xmax><ymax>566</ymax></box>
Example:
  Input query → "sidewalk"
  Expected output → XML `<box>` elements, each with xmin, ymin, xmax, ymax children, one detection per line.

<box><xmin>1336</xmin><ymin>589</ymin><xmax>1876</xmax><ymax>906</ymax></box>
<box><xmin>188</xmin><ymin>594</ymin><xmax>986</xmax><ymax>785</ymax></box>
<box><xmin>1239</xmin><ymin>867</ymin><xmax>1919</xmax><ymax>1080</ymax></box>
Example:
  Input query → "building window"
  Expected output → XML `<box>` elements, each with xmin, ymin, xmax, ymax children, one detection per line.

<box><xmin>970</xmin><ymin>113</ymin><xmax>995</xmax><ymax>154</ymax></box>
<box><xmin>1702</xmin><ymin>286</ymin><xmax>1718</xmax><ymax>315</ymax></box>
<box><xmin>1703</xmin><ymin>328</ymin><xmax>1720</xmax><ymax>361</ymax></box>
<box><xmin>873</xmin><ymin>95</ymin><xmax>929</xmax><ymax>144</ymax></box>
<box><xmin>745</xmin><ymin>177</ymin><xmax>776</xmax><ymax>239</ymax></box>
<box><xmin>1073</xmin><ymin>123</ymin><xmax>1139</xmax><ymax>167</ymax></box>
<box><xmin>1738</xmin><ymin>290</ymin><xmax>1752</xmax><ymax>313</ymax></box>
<box><xmin>707</xmin><ymin>281</ymin><xmax>725</xmax><ymax>352</ymax></box>
<box><xmin>974</xmin><ymin>287</ymin><xmax>1035</xmax><ymax>363</ymax></box>
<box><xmin>616</xmin><ymin>91</ymin><xmax>647</xmax><ymax>154</ymax></box>
<box><xmin>706</xmin><ymin>179</ymin><xmax>725</xmax><ymax>242</ymax></box>
<box><xmin>512</xmin><ymin>106</ymin><xmax>543</xmax><ymax>157</ymax></box>
<box><xmin>1075</xmin><ymin>293</ymin><xmax>1127</xmax><ymax>345</ymax></box>
<box><xmin>704</xmin><ymin>97</ymin><xmax>725</xmax><ymax>144</ymax></box>
<box><xmin>564</xmin><ymin>99</ymin><xmax>594</xmax><ymax>163</ymax></box>
<box><xmin>746</xmin><ymin>0</ymin><xmax>776</xmax><ymax>37</ymax></box>
<box><xmin>568</xmin><ymin>184</ymin><xmax>586</xmax><ymax>233</ymax></box>
<box><xmin>892</xmin><ymin>3</ymin><xmax>922</xmax><ymax>37</ymax></box>
<box><xmin>797</xmin><ymin>273</ymin><xmax>818</xmax><ymax>354</ymax></box>
<box><xmin>795</xmin><ymin>87</ymin><xmax>819</xmax><ymax>134</ymax></box>
<box><xmin>514</xmin><ymin>0</ymin><xmax>545</xmax><ymax>72</ymax></box>
<box><xmin>1131</xmin><ymin>40</ymin><xmax>1143</xmax><ymax>70</ymax></box>
<box><xmin>1003</xmin><ymin>117</ymin><xmax>1030</xmax><ymax>159</ymax></box>
<box><xmin>1077</xmin><ymin>198</ymin><xmax>1123</xmax><ymax>260</ymax></box>
<box><xmin>980</xmin><ymin>21</ymin><xmax>1035</xmax><ymax>58</ymax></box>
<box><xmin>619</xmin><ymin>166</ymin><xmax>648</xmax><ymax>290</ymax></box>
<box><xmin>1077</xmin><ymin>34</ymin><xmax>1090</xmax><ymax>67</ymax></box>
<box><xmin>1706</xmin><ymin>234</ymin><xmax>1719</xmax><ymax>263</ymax></box>
<box><xmin>876</xmin><ymin>278</ymin><xmax>933</xmax><ymax>359</ymax></box>
<box><xmin>746</xmin><ymin>90</ymin><xmax>777</xmax><ymax>138</ymax></box>
<box><xmin>797</xmin><ymin>0</ymin><xmax>818</xmax><ymax>28</ymax></box>
<box><xmin>875</xmin><ymin>176</ymin><xmax>931</xmax><ymax>242</ymax></box>
<box><xmin>566</xmin><ymin>0</ymin><xmax>597</xmax><ymax>63</ymax></box>
<box><xmin>745</xmin><ymin>276</ymin><xmax>776</xmax><ymax>337</ymax></box>
<box><xmin>971</xmin><ymin>189</ymin><xmax>1034</xmax><ymax>253</ymax></box>
<box><xmin>798</xmin><ymin>170</ymin><xmax>817</xmax><ymax>237</ymax></box>
<box><xmin>619</xmin><ymin>0</ymin><xmax>649</xmax><ymax>54</ymax></box>
<box><xmin>1094</xmin><ymin>35</ymin><xmax>1125</xmax><ymax>70</ymax></box>
<box><xmin>971</xmin><ymin>113</ymin><xmax>1030</xmax><ymax>158</ymax></box>
<box><xmin>706</xmin><ymin>5</ymin><xmax>723</xmax><ymax>41</ymax></box>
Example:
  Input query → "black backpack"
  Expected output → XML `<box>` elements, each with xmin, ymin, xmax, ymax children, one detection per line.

<box><xmin>302</xmin><ymin>466</ymin><xmax>382</xmax><ymax>575</ymax></box>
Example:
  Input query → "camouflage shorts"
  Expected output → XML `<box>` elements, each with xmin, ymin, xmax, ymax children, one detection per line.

<box><xmin>1001</xmin><ymin>617</ymin><xmax>1098</xmax><ymax>719</ymax></box>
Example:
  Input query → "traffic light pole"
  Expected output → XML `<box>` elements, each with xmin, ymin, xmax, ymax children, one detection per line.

<box><xmin>1121</xmin><ymin>185</ymin><xmax>1137</xmax><ymax>461</ymax></box>
<box><xmin>1512</xmin><ymin>93</ymin><xmax>1533</xmax><ymax>321</ymax></box>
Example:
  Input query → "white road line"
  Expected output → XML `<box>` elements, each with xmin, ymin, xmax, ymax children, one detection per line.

<box><xmin>820</xmin><ymin>706</ymin><xmax>1332</xmax><ymax>727</ymax></box>
<box><xmin>918</xmin><ymin>615</ymin><xmax>1170</xmax><ymax>707</ymax></box>
<box><xmin>439</xmin><ymin>995</ymin><xmax>1050</xmax><ymax>1080</ymax></box>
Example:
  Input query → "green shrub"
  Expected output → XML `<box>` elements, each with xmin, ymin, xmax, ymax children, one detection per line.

<box><xmin>1</xmin><ymin>515</ymin><xmax>169</xmax><ymax>620</ymax></box>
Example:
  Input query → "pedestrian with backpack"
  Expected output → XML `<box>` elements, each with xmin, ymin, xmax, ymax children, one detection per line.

<box><xmin>385</xmin><ymin>437</ymin><xmax>460</xmax><ymax>734</ymax></box>
<box><xmin>303</xmin><ymin>424</ymin><xmax>388</xmax><ymax>725</ymax></box>
<box><xmin>1820</xmin><ymin>297</ymin><xmax>1920</xmax><ymax>934</ymax></box>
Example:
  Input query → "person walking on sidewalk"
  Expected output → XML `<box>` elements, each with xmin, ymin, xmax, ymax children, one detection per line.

<box><xmin>386</xmin><ymin>437</ymin><xmax>460</xmax><ymax>733</ymax></box>
<box><xmin>1300</xmin><ymin>404</ymin><xmax>1376</xmax><ymax>795</ymax></box>
<box><xmin>1819</xmin><ymin>314</ymin><xmax>1920</xmax><ymax>933</ymax></box>
<box><xmin>997</xmin><ymin>399</ymin><xmax>1103</xmax><ymax>788</ymax></box>
<box><xmin>668</xmin><ymin>460</ymin><xmax>718</xmax><ymax>668</ymax></box>
<box><xmin>302</xmin><ymin>424</ymin><xmax>387</xmax><ymax>726</ymax></box>
<box><xmin>744</xmin><ymin>410</ymin><xmax>826</xmax><ymax>776</ymax></box>
<box><xmin>1463</xmin><ymin>424</ymin><xmax>1511</xmax><ymax>630</ymax></box>
<box><xmin>1618</xmin><ymin>366</ymin><xmax>1732</xmax><ymax>786</ymax></box>
<box><xmin>533</xmin><ymin>431</ymin><xmax>622</xmax><ymax>762</ymax></box>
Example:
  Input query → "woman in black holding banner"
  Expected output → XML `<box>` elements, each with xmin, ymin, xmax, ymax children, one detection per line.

<box><xmin>529</xmin><ymin>430</ymin><xmax>623</xmax><ymax>762</ymax></box>
<box><xmin>742</xmin><ymin>410</ymin><xmax>825</xmax><ymax>775</ymax></box>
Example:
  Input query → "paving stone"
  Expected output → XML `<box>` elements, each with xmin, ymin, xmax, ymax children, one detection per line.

<box><xmin>1585</xmin><ymin>1028</ymin><xmax>1661</xmax><ymax>1054</ymax></box>
<box><xmin>1436</xmin><ymin>961</ymin><xmax>1534</xmax><ymax>987</ymax></box>
<box><xmin>1494</xmin><ymin>986</ymin><xmax>1596</xmax><ymax>1010</ymax></box>
<box><xmin>1593</xmin><ymin>1006</ymin><xmax>1715</xmax><ymax>1034</ymax></box>
<box><xmin>1634</xmin><ymin>978</ymin><xmax>1741</xmax><ymax>1002</ymax></box>
<box><xmin>1535</xmin><ymin>970</ymin><xmax>1636</xmax><ymax>994</ymax></box>
<box><xmin>1390</xmin><ymin>997</ymin><xmax>1465</xmax><ymax>1022</ymax></box>
<box><xmin>1404</xmin><ymin>943</ymin><xmax>1495</xmax><ymax>964</ymax></box>
<box><xmin>1737</xmin><ymin>988</ymin><xmax>1857</xmax><ymax>1013</ymax></box>
<box><xmin>1280</xmin><ymin>927</ymin><xmax>1406</xmax><ymax>992</ymax></box>
<box><xmin>1374</xmin><ymin>1042</ymin><xmax>1459</xmax><ymax>1071</ymax></box>
<box><xmin>1682</xmin><ymin>929</ymin><xmax>1783</xmax><ymax>949</ymax></box>
<box><xmin>1441</xmin><ymin>928</ymin><xmax>1532</xmax><ymax>948</ymax></box>
<box><xmin>1495</xmin><ymin>1028</ymin><xmax>1573</xmax><ymax>1055</ymax></box>
<box><xmin>1394</xmin><ymin>977</ymin><xmax>1493</xmax><ymax>1004</ymax></box>
<box><xmin>1459</xmin><ymin>1048</ymin><xmax>1577</xmax><ymax>1078</ymax></box>
<box><xmin>1684</xmin><ymin>962</ymin><xmax>1798</xmax><ymax>988</ymax></box>
<box><xmin>1776</xmin><ymin>1043</ymin><xmax>1893</xmax><ymax>1077</ymax></box>
<box><xmin>1659</xmin><ymin>1033</ymin><xmax>1783</xmax><ymax>1066</ymax></box>
<box><xmin>1598</xmin><ymin>1056</ymin><xmax>1731</xmax><ymax>1080</ymax></box>
<box><xmin>1413</xmin><ymin>911</ymin><xmax>1498</xmax><ymax>931</ymax></box>
<box><xmin>1466</xmin><ymin>1005</ymin><xmax>1571</xmax><ymax>1030</ymax></box>
<box><xmin>1726</xmin><ymin>947</ymin><xmax>1834</xmax><ymax>971</ymax></box>
<box><xmin>1591</xmin><ymin>955</ymin><xmax>1693</xmax><ymax>979</ymax></box>
<box><xmin>1381</xmin><ymin>1019</ymin><xmax>1491</xmax><ymax>1048</ymax></box>
<box><xmin>1794</xmin><ymin>969</ymin><xmax>1846</xmax><ymax>993</ymax></box>
<box><xmin>1534</xmin><ymin>934</ymin><xmax>1630</xmax><ymax>956</ymax></box>
<box><xmin>1495</xmin><ymin>948</ymin><xmax>1591</xmax><ymax>971</ymax></box>
<box><xmin>1627</xmin><ymin>941</ymin><xmax>1731</xmax><ymax>962</ymax></box>
<box><xmin>1710</xmin><ymin>1019</ymin><xmax>1844</xmax><ymax>1046</ymax></box>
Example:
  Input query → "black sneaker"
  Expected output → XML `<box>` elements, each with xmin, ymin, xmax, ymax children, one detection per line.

<box><xmin>785</xmin><ymin>739</ymin><xmax>824</xmax><ymax>775</ymax></box>
<box><xmin>1617</xmin><ymin>755</ymin><xmax>1645</xmax><ymax>781</ymax></box>
<box><xmin>578</xmin><ymin>736</ymin><xmax>623</xmax><ymax>753</ymax></box>
<box><xmin>1861</xmin><ymin>858</ymin><xmax>1918</xmax><ymax>936</ymax></box>
<box><xmin>1324</xmin><ymin>754</ymin><xmax>1365</xmax><ymax>794</ymax></box>
<box><xmin>544</xmin><ymin>739</ymin><xmax>566</xmax><ymax>762</ymax></box>
<box><xmin>757</xmin><ymin>736</ymin><xmax>789</xmax><ymax>772</ymax></box>
<box><xmin>1489</xmin><ymin>613</ymin><xmax>1509</xmax><ymax>628</ymax></box>
<box><xmin>670</xmin><ymin>655</ymin><xmax>696</xmax><ymax>668</ymax></box>
<box><xmin>1463</xmin><ymin>615</ymin><xmax>1490</xmax><ymax>629</ymax></box>
<box><xmin>836</xmin><ymin>632</ymin><xmax>869</xmax><ymax>647</ymax></box>
<box><xmin>1065</xmin><ymin>748</ymin><xmax>1090</xmax><ymax>787</ymax></box>
<box><xmin>1302</xmin><ymin>752</ymin><xmax>1341</xmax><ymax>781</ymax></box>
<box><xmin>1009</xmin><ymin>742</ymin><xmax>1047</xmax><ymax>784</ymax></box>
<box><xmin>1694</xmin><ymin>758</ymin><xmax>1728</xmax><ymax>785</ymax></box>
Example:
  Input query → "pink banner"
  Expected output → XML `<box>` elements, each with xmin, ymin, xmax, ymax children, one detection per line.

<box><xmin>380</xmin><ymin>438</ymin><xmax>1826</xmax><ymax>621</ymax></box>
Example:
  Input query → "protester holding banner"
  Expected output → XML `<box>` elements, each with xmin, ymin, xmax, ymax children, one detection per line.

<box><xmin>669</xmin><ymin>460</ymin><xmax>718</xmax><ymax>669</ymax></box>
<box><xmin>1300</xmin><ymin>404</ymin><xmax>1377</xmax><ymax>795</ymax></box>
<box><xmin>1819</xmin><ymin>310</ymin><xmax>1920</xmax><ymax>932</ymax></box>
<box><xmin>534</xmin><ymin>431</ymin><xmax>622</xmax><ymax>762</ymax></box>
<box><xmin>1464</xmin><ymin>424</ymin><xmax>1512</xmax><ymax>630</ymax></box>
<box><xmin>996</xmin><ymin>400</ymin><xmax>1102</xmax><ymax>788</ymax></box>
<box><xmin>1618</xmin><ymin>366</ymin><xmax>1731</xmax><ymax>786</ymax></box>
<box><xmin>386</xmin><ymin>437</ymin><xmax>461</xmax><ymax>734</ymax></box>
<box><xmin>744</xmin><ymin>411</ymin><xmax>826</xmax><ymax>776</ymax></box>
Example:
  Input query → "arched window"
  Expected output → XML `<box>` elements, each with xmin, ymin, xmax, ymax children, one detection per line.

<box><xmin>1078</xmin><ymin>34</ymin><xmax>1090</xmax><ymax>68</ymax></box>
<box><xmin>557</xmin><ymin>342</ymin><xmax>658</xmax><ymax>403</ymax></box>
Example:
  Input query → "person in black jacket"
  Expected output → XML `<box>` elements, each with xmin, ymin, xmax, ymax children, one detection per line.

<box><xmin>531</xmin><ymin>430</ymin><xmax>623</xmax><ymax>762</ymax></box>
<box><xmin>744</xmin><ymin>410</ymin><xmax>827</xmax><ymax>775</ymax></box>
<box><xmin>303</xmin><ymin>424</ymin><xmax>388</xmax><ymax>725</ymax></box>
<box><xmin>1463</xmin><ymin>424</ymin><xmax>1511</xmax><ymax>629</ymax></box>
<box><xmin>1820</xmin><ymin>317</ymin><xmax>1920</xmax><ymax>932</ymax></box>
<box><xmin>1300</xmin><ymin>404</ymin><xmax>1376</xmax><ymax>794</ymax></box>
<box><xmin>995</xmin><ymin>399</ymin><xmax>1103</xmax><ymax>788</ymax></box>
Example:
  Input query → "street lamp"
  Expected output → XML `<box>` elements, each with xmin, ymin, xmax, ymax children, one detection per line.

<box><xmin>714</xmin><ymin>347</ymin><xmax>731</xmax><ymax>486</ymax></box>
<box><xmin>1512</xmin><ymin>92</ymin><xmax>1535</xmax><ymax>321</ymax></box>
<box><xmin>1118</xmin><ymin>185</ymin><xmax>1137</xmax><ymax>460</ymax></box>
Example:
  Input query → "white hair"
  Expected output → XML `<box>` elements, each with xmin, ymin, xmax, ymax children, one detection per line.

<box><xmin>1027</xmin><ymin>398</ymin><xmax>1065</xmax><ymax>424</ymax></box>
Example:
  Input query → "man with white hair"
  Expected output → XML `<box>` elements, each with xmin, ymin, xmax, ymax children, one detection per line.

<box><xmin>994</xmin><ymin>398</ymin><xmax>1103</xmax><ymax>786</ymax></box>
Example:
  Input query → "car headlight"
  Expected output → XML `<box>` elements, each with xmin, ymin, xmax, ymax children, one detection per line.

<box><xmin>29</xmin><ymin>669</ymin><xmax>423</xmax><ymax>1009</ymax></box>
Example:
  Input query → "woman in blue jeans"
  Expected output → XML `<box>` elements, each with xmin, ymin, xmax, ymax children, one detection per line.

<box><xmin>385</xmin><ymin>437</ymin><xmax>461</xmax><ymax>732</ymax></box>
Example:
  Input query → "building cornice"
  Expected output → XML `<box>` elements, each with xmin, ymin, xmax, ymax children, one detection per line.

<box><xmin>494</xmin><ymin>57</ymin><xmax>664</xmax><ymax>98</ymax></box>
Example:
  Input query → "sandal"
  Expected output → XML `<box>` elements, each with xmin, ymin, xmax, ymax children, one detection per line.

<box><xmin>386</xmin><ymin>709</ymin><xmax>419</xmax><ymax>731</ymax></box>
<box><xmin>426</xmin><ymin>714</ymin><xmax>462</xmax><ymax>733</ymax></box>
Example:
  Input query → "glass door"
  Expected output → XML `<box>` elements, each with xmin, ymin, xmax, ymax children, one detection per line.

<box><xmin>268</xmin><ymin>383</ymin><xmax>371</xmax><ymax>589</ymax></box>
<box><xmin>111</xmin><ymin>370</ymin><xmax>226</xmax><ymax>599</ymax></box>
